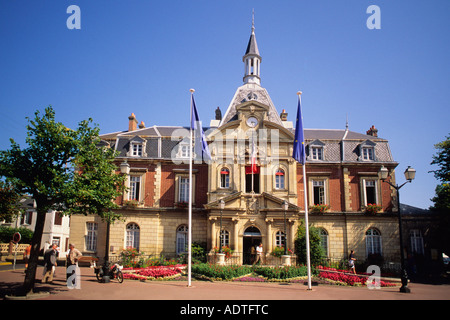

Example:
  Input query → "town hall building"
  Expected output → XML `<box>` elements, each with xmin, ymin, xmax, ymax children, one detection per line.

<box><xmin>69</xmin><ymin>22</ymin><xmax>435</xmax><ymax>270</ymax></box>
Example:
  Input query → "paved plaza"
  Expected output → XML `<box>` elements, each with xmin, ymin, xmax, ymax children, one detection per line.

<box><xmin>1</xmin><ymin>265</ymin><xmax>449</xmax><ymax>302</ymax></box>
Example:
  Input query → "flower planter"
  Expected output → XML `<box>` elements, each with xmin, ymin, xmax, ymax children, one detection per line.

<box><xmin>281</xmin><ymin>255</ymin><xmax>291</xmax><ymax>266</ymax></box>
<box><xmin>216</xmin><ymin>253</ymin><xmax>226</xmax><ymax>265</ymax></box>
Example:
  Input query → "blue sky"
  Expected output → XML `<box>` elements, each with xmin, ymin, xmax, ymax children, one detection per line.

<box><xmin>0</xmin><ymin>1</ymin><xmax>449</xmax><ymax>209</ymax></box>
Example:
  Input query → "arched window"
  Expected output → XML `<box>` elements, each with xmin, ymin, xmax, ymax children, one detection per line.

<box><xmin>366</xmin><ymin>228</ymin><xmax>382</xmax><ymax>256</ymax></box>
<box><xmin>126</xmin><ymin>223</ymin><xmax>140</xmax><ymax>250</ymax></box>
<box><xmin>275</xmin><ymin>231</ymin><xmax>286</xmax><ymax>248</ymax></box>
<box><xmin>275</xmin><ymin>168</ymin><xmax>285</xmax><ymax>190</ymax></box>
<box><xmin>319</xmin><ymin>228</ymin><xmax>329</xmax><ymax>257</ymax></box>
<box><xmin>176</xmin><ymin>225</ymin><xmax>188</xmax><ymax>254</ymax></box>
<box><xmin>220</xmin><ymin>168</ymin><xmax>230</xmax><ymax>189</ymax></box>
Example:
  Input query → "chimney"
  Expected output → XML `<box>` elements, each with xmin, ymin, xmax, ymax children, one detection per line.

<box><xmin>366</xmin><ymin>125</ymin><xmax>378</xmax><ymax>137</ymax></box>
<box><xmin>280</xmin><ymin>109</ymin><xmax>288</xmax><ymax>121</ymax></box>
<box><xmin>138</xmin><ymin>121</ymin><xmax>145</xmax><ymax>129</ymax></box>
<box><xmin>128</xmin><ymin>113</ymin><xmax>138</xmax><ymax>131</ymax></box>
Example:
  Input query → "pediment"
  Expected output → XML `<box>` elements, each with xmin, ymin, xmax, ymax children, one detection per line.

<box><xmin>130</xmin><ymin>135</ymin><xmax>145</xmax><ymax>143</ymax></box>
<box><xmin>204</xmin><ymin>192</ymin><xmax>299</xmax><ymax>212</ymax></box>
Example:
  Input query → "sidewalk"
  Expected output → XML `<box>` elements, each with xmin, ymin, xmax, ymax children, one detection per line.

<box><xmin>1</xmin><ymin>266</ymin><xmax>450</xmax><ymax>301</ymax></box>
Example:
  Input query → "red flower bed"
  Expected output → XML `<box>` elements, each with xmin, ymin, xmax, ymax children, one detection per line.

<box><xmin>123</xmin><ymin>265</ymin><xmax>184</xmax><ymax>280</ymax></box>
<box><xmin>318</xmin><ymin>271</ymin><xmax>397</xmax><ymax>287</ymax></box>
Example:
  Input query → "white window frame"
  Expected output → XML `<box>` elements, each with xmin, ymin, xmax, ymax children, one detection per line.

<box><xmin>126</xmin><ymin>223</ymin><xmax>140</xmax><ymax>250</ymax></box>
<box><xmin>311</xmin><ymin>147</ymin><xmax>323</xmax><ymax>160</ymax></box>
<box><xmin>219</xmin><ymin>230</ymin><xmax>230</xmax><ymax>248</ymax></box>
<box><xmin>366</xmin><ymin>228</ymin><xmax>382</xmax><ymax>256</ymax></box>
<box><xmin>275</xmin><ymin>231</ymin><xmax>286</xmax><ymax>248</ymax></box>
<box><xmin>274</xmin><ymin>168</ymin><xmax>285</xmax><ymax>190</ymax></box>
<box><xmin>131</xmin><ymin>143</ymin><xmax>143</xmax><ymax>157</ymax></box>
<box><xmin>362</xmin><ymin>147</ymin><xmax>374</xmax><ymax>161</ymax></box>
<box><xmin>362</xmin><ymin>178</ymin><xmax>379</xmax><ymax>206</ymax></box>
<box><xmin>220</xmin><ymin>167</ymin><xmax>230</xmax><ymax>189</ymax></box>
<box><xmin>179</xmin><ymin>176</ymin><xmax>190</xmax><ymax>203</ymax></box>
<box><xmin>128</xmin><ymin>175</ymin><xmax>141</xmax><ymax>201</ymax></box>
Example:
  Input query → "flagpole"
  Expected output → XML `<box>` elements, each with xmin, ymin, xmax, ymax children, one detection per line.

<box><xmin>251</xmin><ymin>131</ymin><xmax>254</xmax><ymax>197</ymax></box>
<box><xmin>297</xmin><ymin>91</ymin><xmax>312</xmax><ymax>290</ymax></box>
<box><xmin>188</xmin><ymin>88</ymin><xmax>194</xmax><ymax>287</ymax></box>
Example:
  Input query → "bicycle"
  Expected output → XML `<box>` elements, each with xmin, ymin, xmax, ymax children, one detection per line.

<box><xmin>94</xmin><ymin>262</ymin><xmax>124</xmax><ymax>283</ymax></box>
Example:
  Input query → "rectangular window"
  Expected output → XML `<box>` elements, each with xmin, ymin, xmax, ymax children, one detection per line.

<box><xmin>179</xmin><ymin>177</ymin><xmax>190</xmax><ymax>202</ymax></box>
<box><xmin>132</xmin><ymin>143</ymin><xmax>143</xmax><ymax>156</ymax></box>
<box><xmin>362</xmin><ymin>147</ymin><xmax>374</xmax><ymax>160</ymax></box>
<box><xmin>245</xmin><ymin>170</ymin><xmax>260</xmax><ymax>193</ymax></box>
<box><xmin>86</xmin><ymin>222</ymin><xmax>98</xmax><ymax>251</ymax></box>
<box><xmin>128</xmin><ymin>176</ymin><xmax>141</xmax><ymax>201</ymax></box>
<box><xmin>311</xmin><ymin>147</ymin><xmax>323</xmax><ymax>160</ymax></box>
<box><xmin>54</xmin><ymin>212</ymin><xmax>63</xmax><ymax>226</ymax></box>
<box><xmin>21</xmin><ymin>211</ymin><xmax>33</xmax><ymax>225</ymax></box>
<box><xmin>275</xmin><ymin>170</ymin><xmax>285</xmax><ymax>190</ymax></box>
<box><xmin>180</xmin><ymin>145</ymin><xmax>190</xmax><ymax>158</ymax></box>
<box><xmin>364</xmin><ymin>180</ymin><xmax>377</xmax><ymax>204</ymax></box>
<box><xmin>312</xmin><ymin>180</ymin><xmax>325</xmax><ymax>204</ymax></box>
<box><xmin>220</xmin><ymin>169</ymin><xmax>230</xmax><ymax>189</ymax></box>
<box><xmin>410</xmin><ymin>230</ymin><xmax>424</xmax><ymax>254</ymax></box>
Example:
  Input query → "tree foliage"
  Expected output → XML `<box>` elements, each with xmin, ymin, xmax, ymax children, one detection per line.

<box><xmin>294</xmin><ymin>219</ymin><xmax>325</xmax><ymax>265</ymax></box>
<box><xmin>0</xmin><ymin>180</ymin><xmax>22</xmax><ymax>223</ymax></box>
<box><xmin>0</xmin><ymin>106</ymin><xmax>126</xmax><ymax>295</ymax></box>
<box><xmin>429</xmin><ymin>134</ymin><xmax>450</xmax><ymax>256</ymax></box>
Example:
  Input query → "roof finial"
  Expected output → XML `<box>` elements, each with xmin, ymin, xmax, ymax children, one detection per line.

<box><xmin>252</xmin><ymin>9</ymin><xmax>255</xmax><ymax>34</ymax></box>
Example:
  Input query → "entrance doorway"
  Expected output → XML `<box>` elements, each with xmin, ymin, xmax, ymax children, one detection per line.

<box><xmin>243</xmin><ymin>226</ymin><xmax>262</xmax><ymax>265</ymax></box>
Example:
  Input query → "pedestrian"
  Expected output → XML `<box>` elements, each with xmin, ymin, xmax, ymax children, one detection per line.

<box><xmin>42</xmin><ymin>244</ymin><xmax>57</xmax><ymax>283</ymax></box>
<box><xmin>23</xmin><ymin>244</ymin><xmax>31</xmax><ymax>272</ymax></box>
<box><xmin>348</xmin><ymin>250</ymin><xmax>356</xmax><ymax>274</ymax></box>
<box><xmin>66</xmin><ymin>243</ymin><xmax>82</xmax><ymax>281</ymax></box>
<box><xmin>253</xmin><ymin>242</ymin><xmax>264</xmax><ymax>266</ymax></box>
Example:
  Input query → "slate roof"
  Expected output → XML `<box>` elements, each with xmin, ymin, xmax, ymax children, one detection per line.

<box><xmin>100</xmin><ymin>124</ymin><xmax>396</xmax><ymax>163</ymax></box>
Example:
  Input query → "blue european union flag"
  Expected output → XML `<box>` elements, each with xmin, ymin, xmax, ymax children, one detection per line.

<box><xmin>191</xmin><ymin>95</ymin><xmax>211</xmax><ymax>161</ymax></box>
<box><xmin>292</xmin><ymin>96</ymin><xmax>306</xmax><ymax>164</ymax></box>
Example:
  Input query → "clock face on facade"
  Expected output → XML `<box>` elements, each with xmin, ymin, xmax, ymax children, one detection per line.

<box><xmin>246</xmin><ymin>116</ymin><xmax>258</xmax><ymax>128</ymax></box>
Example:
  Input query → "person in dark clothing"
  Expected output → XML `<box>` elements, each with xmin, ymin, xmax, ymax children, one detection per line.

<box><xmin>42</xmin><ymin>244</ymin><xmax>57</xmax><ymax>283</ymax></box>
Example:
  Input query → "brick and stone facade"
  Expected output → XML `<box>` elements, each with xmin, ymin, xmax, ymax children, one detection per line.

<box><xmin>69</xmin><ymin>23</ymin><xmax>438</xmax><ymax>269</ymax></box>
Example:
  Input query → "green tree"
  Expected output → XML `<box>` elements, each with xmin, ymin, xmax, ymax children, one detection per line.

<box><xmin>0</xmin><ymin>180</ymin><xmax>22</xmax><ymax>223</ymax></box>
<box><xmin>0</xmin><ymin>106</ymin><xmax>126</xmax><ymax>296</ymax></box>
<box><xmin>429</xmin><ymin>134</ymin><xmax>450</xmax><ymax>255</ymax></box>
<box><xmin>294</xmin><ymin>219</ymin><xmax>325</xmax><ymax>265</ymax></box>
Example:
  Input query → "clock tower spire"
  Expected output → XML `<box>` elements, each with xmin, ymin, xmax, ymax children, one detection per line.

<box><xmin>243</xmin><ymin>10</ymin><xmax>262</xmax><ymax>85</ymax></box>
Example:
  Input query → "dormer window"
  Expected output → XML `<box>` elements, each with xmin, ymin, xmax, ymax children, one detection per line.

<box><xmin>180</xmin><ymin>145</ymin><xmax>189</xmax><ymax>158</ymax></box>
<box><xmin>358</xmin><ymin>140</ymin><xmax>376</xmax><ymax>161</ymax></box>
<box><xmin>307</xmin><ymin>139</ymin><xmax>325</xmax><ymax>161</ymax></box>
<box><xmin>132</xmin><ymin>143</ymin><xmax>143</xmax><ymax>156</ymax></box>
<box><xmin>127</xmin><ymin>136</ymin><xmax>147</xmax><ymax>157</ymax></box>
<box><xmin>311</xmin><ymin>147</ymin><xmax>323</xmax><ymax>160</ymax></box>
<box><xmin>362</xmin><ymin>147</ymin><xmax>374</xmax><ymax>161</ymax></box>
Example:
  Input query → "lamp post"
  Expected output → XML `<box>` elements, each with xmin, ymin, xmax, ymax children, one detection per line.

<box><xmin>378</xmin><ymin>165</ymin><xmax>416</xmax><ymax>293</ymax></box>
<box><xmin>282</xmin><ymin>200</ymin><xmax>289</xmax><ymax>255</ymax></box>
<box><xmin>97</xmin><ymin>160</ymin><xmax>130</xmax><ymax>280</ymax></box>
<box><xmin>218</xmin><ymin>199</ymin><xmax>225</xmax><ymax>253</ymax></box>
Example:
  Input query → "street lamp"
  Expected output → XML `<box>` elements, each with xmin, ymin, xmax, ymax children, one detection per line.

<box><xmin>282</xmin><ymin>200</ymin><xmax>289</xmax><ymax>255</ymax></box>
<box><xmin>120</xmin><ymin>160</ymin><xmax>130</xmax><ymax>175</ymax></box>
<box><xmin>378</xmin><ymin>165</ymin><xmax>415</xmax><ymax>293</ymax></box>
<box><xmin>218</xmin><ymin>199</ymin><xmax>225</xmax><ymax>253</ymax></box>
